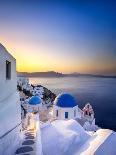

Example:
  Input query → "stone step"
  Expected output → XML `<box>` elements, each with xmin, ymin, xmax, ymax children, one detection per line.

<box><xmin>15</xmin><ymin>146</ymin><xmax>33</xmax><ymax>154</ymax></box>
<box><xmin>25</xmin><ymin>136</ymin><xmax>35</xmax><ymax>140</ymax></box>
<box><xmin>15</xmin><ymin>151</ymin><xmax>36</xmax><ymax>155</ymax></box>
<box><xmin>25</xmin><ymin>133</ymin><xmax>35</xmax><ymax>136</ymax></box>
<box><xmin>15</xmin><ymin>127</ymin><xmax>36</xmax><ymax>155</ymax></box>
<box><xmin>22</xmin><ymin>140</ymin><xmax>35</xmax><ymax>145</ymax></box>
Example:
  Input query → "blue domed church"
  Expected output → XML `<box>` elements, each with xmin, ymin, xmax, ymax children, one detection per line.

<box><xmin>53</xmin><ymin>93</ymin><xmax>79</xmax><ymax>120</ymax></box>
<box><xmin>28</xmin><ymin>95</ymin><xmax>42</xmax><ymax>112</ymax></box>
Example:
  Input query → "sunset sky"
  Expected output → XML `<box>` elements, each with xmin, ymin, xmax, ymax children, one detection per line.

<box><xmin>0</xmin><ymin>0</ymin><xmax>116</xmax><ymax>75</ymax></box>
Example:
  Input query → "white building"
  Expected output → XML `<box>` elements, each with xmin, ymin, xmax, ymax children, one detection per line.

<box><xmin>53</xmin><ymin>93</ymin><xmax>80</xmax><ymax>120</ymax></box>
<box><xmin>32</xmin><ymin>86</ymin><xmax>44</xmax><ymax>98</ymax></box>
<box><xmin>17</xmin><ymin>76</ymin><xmax>29</xmax><ymax>87</ymax></box>
<box><xmin>0</xmin><ymin>43</ymin><xmax>22</xmax><ymax>155</ymax></box>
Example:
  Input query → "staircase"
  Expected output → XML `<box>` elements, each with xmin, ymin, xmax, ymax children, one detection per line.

<box><xmin>15</xmin><ymin>129</ymin><xmax>36</xmax><ymax>155</ymax></box>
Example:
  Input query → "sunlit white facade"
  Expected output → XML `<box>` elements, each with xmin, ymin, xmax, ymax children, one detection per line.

<box><xmin>0</xmin><ymin>43</ymin><xmax>22</xmax><ymax>155</ymax></box>
<box><xmin>53</xmin><ymin>93</ymin><xmax>80</xmax><ymax>120</ymax></box>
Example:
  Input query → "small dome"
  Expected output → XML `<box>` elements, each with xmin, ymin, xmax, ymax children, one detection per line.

<box><xmin>54</xmin><ymin>93</ymin><xmax>77</xmax><ymax>108</ymax></box>
<box><xmin>29</xmin><ymin>96</ymin><xmax>41</xmax><ymax>105</ymax></box>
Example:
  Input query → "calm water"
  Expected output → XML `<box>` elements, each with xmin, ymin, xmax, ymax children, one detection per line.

<box><xmin>29</xmin><ymin>77</ymin><xmax>116</xmax><ymax>130</ymax></box>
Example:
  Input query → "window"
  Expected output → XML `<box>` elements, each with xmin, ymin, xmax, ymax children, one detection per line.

<box><xmin>56</xmin><ymin>110</ymin><xmax>58</xmax><ymax>117</ymax></box>
<box><xmin>6</xmin><ymin>60</ymin><xmax>11</xmax><ymax>80</ymax></box>
<box><xmin>65</xmin><ymin>112</ymin><xmax>68</xmax><ymax>119</ymax></box>
<box><xmin>74</xmin><ymin>110</ymin><xmax>76</xmax><ymax>117</ymax></box>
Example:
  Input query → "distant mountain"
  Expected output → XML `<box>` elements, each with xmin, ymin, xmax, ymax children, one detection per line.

<box><xmin>17</xmin><ymin>71</ymin><xmax>64</xmax><ymax>77</ymax></box>
<box><xmin>17</xmin><ymin>71</ymin><xmax>116</xmax><ymax>78</ymax></box>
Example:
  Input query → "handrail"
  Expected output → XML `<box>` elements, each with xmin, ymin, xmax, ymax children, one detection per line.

<box><xmin>0</xmin><ymin>122</ymin><xmax>22</xmax><ymax>139</ymax></box>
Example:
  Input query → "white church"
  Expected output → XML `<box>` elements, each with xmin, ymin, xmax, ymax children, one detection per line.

<box><xmin>53</xmin><ymin>93</ymin><xmax>80</xmax><ymax>120</ymax></box>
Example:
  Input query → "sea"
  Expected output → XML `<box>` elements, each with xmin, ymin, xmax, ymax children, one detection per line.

<box><xmin>29</xmin><ymin>77</ymin><xmax>116</xmax><ymax>131</ymax></box>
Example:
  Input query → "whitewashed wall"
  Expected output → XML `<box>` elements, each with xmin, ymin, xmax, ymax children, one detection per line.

<box><xmin>0</xmin><ymin>92</ymin><xmax>22</xmax><ymax>155</ymax></box>
<box><xmin>36</xmin><ymin>114</ymin><xmax>43</xmax><ymax>155</ymax></box>
<box><xmin>0</xmin><ymin>44</ymin><xmax>22</xmax><ymax>155</ymax></box>
<box><xmin>53</xmin><ymin>105</ymin><xmax>80</xmax><ymax>120</ymax></box>
<box><xmin>0</xmin><ymin>44</ymin><xmax>17</xmax><ymax>102</ymax></box>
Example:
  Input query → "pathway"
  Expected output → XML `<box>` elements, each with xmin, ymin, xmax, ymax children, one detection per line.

<box><xmin>15</xmin><ymin>129</ymin><xmax>36</xmax><ymax>155</ymax></box>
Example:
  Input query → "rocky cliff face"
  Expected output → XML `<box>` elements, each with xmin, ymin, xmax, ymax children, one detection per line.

<box><xmin>31</xmin><ymin>84</ymin><xmax>56</xmax><ymax>106</ymax></box>
<box><xmin>42</xmin><ymin>86</ymin><xmax>56</xmax><ymax>105</ymax></box>
<box><xmin>18</xmin><ymin>83</ymin><xmax>56</xmax><ymax>107</ymax></box>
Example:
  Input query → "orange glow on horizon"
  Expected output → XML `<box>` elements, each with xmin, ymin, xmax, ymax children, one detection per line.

<box><xmin>0</xmin><ymin>38</ymin><xmax>116</xmax><ymax>75</ymax></box>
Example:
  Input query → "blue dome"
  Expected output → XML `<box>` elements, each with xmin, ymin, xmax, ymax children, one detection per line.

<box><xmin>54</xmin><ymin>93</ymin><xmax>77</xmax><ymax>108</ymax></box>
<box><xmin>29</xmin><ymin>96</ymin><xmax>41</xmax><ymax>105</ymax></box>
